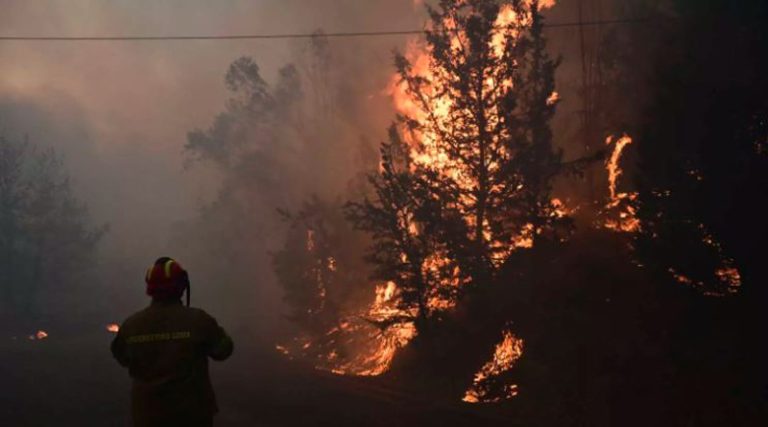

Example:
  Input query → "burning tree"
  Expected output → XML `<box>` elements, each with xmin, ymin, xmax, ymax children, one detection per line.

<box><xmin>273</xmin><ymin>195</ymin><xmax>424</xmax><ymax>376</ymax></box>
<box><xmin>347</xmin><ymin>0</ymin><xmax>567</xmax><ymax>330</ymax></box>
<box><xmin>273</xmin><ymin>199</ymin><xmax>373</xmax><ymax>343</ymax></box>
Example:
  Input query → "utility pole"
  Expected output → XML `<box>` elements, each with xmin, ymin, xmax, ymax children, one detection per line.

<box><xmin>578</xmin><ymin>0</ymin><xmax>605</xmax><ymax>201</ymax></box>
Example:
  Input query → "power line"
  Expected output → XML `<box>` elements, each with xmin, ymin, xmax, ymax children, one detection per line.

<box><xmin>0</xmin><ymin>18</ymin><xmax>653</xmax><ymax>42</ymax></box>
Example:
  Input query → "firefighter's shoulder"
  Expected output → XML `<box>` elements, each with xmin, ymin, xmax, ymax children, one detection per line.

<box><xmin>119</xmin><ymin>306</ymin><xmax>154</xmax><ymax>331</ymax></box>
<box><xmin>183</xmin><ymin>306</ymin><xmax>220</xmax><ymax>326</ymax></box>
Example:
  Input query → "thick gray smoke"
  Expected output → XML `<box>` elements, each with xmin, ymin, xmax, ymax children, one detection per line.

<box><xmin>0</xmin><ymin>0</ymin><xmax>604</xmax><ymax>338</ymax></box>
<box><xmin>0</xmin><ymin>0</ymin><xmax>426</xmax><ymax>333</ymax></box>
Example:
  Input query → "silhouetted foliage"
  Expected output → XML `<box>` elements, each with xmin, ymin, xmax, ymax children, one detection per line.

<box><xmin>273</xmin><ymin>197</ymin><xmax>372</xmax><ymax>332</ymax></box>
<box><xmin>180</xmin><ymin>34</ymin><xmax>383</xmax><ymax>325</ymax></box>
<box><xmin>0</xmin><ymin>135</ymin><xmax>104</xmax><ymax>321</ymax></box>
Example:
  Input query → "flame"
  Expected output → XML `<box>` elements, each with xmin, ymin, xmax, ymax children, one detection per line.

<box><xmin>275</xmin><ymin>344</ymin><xmax>290</xmax><ymax>356</ymax></box>
<box><xmin>602</xmin><ymin>134</ymin><xmax>641</xmax><ymax>232</ymax></box>
<box><xmin>278</xmin><ymin>281</ymin><xmax>417</xmax><ymax>376</ymax></box>
<box><xmin>601</xmin><ymin>136</ymin><xmax>742</xmax><ymax>295</ymax></box>
<box><xmin>667</xmin><ymin>225</ymin><xmax>742</xmax><ymax>296</ymax></box>
<box><xmin>606</xmin><ymin>134</ymin><xmax>632</xmax><ymax>201</ymax></box>
<box><xmin>668</xmin><ymin>268</ymin><xmax>699</xmax><ymax>286</ymax></box>
<box><xmin>512</xmin><ymin>223</ymin><xmax>535</xmax><ymax>249</ymax></box>
<box><xmin>106</xmin><ymin>324</ymin><xmax>120</xmax><ymax>333</ymax></box>
<box><xmin>546</xmin><ymin>91</ymin><xmax>560</xmax><ymax>106</ymax></box>
<box><xmin>601</xmin><ymin>135</ymin><xmax>742</xmax><ymax>295</ymax></box>
<box><xmin>281</xmin><ymin>0</ymin><xmax>558</xmax><ymax>386</ymax></box>
<box><xmin>422</xmin><ymin>252</ymin><xmax>468</xmax><ymax>312</ymax></box>
<box><xmin>700</xmin><ymin>226</ymin><xmax>742</xmax><ymax>294</ymax></box>
<box><xmin>388</xmin><ymin>1</ymin><xmax>559</xmax><ymax>261</ymax></box>
<box><xmin>463</xmin><ymin>330</ymin><xmax>524</xmax><ymax>403</ymax></box>
<box><xmin>329</xmin><ymin>281</ymin><xmax>417</xmax><ymax>376</ymax></box>
<box><xmin>669</xmin><ymin>264</ymin><xmax>741</xmax><ymax>296</ymax></box>
<box><xmin>387</xmin><ymin>0</ymin><xmax>551</xmax><ymax>391</ymax></box>
<box><xmin>29</xmin><ymin>330</ymin><xmax>48</xmax><ymax>340</ymax></box>
<box><xmin>714</xmin><ymin>267</ymin><xmax>741</xmax><ymax>293</ymax></box>
<box><xmin>550</xmin><ymin>197</ymin><xmax>575</xmax><ymax>219</ymax></box>
<box><xmin>279</xmin><ymin>228</ymin><xmax>417</xmax><ymax>376</ymax></box>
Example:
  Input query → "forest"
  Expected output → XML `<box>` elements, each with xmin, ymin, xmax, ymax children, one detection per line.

<box><xmin>1</xmin><ymin>0</ymin><xmax>767</xmax><ymax>425</ymax></box>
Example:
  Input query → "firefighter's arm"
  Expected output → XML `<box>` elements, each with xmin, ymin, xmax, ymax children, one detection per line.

<box><xmin>209</xmin><ymin>327</ymin><xmax>234</xmax><ymax>361</ymax></box>
<box><xmin>110</xmin><ymin>331</ymin><xmax>130</xmax><ymax>367</ymax></box>
<box><xmin>202</xmin><ymin>312</ymin><xmax>234</xmax><ymax>361</ymax></box>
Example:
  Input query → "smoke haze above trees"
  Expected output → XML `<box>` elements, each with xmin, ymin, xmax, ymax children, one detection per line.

<box><xmin>0</xmin><ymin>133</ymin><xmax>104</xmax><ymax>325</ymax></box>
<box><xmin>1</xmin><ymin>0</ymin><xmax>767</xmax><ymax>425</ymax></box>
<box><xmin>177</xmin><ymin>31</ymin><xmax>389</xmax><ymax>332</ymax></box>
<box><xmin>0</xmin><ymin>0</ymin><xmax>423</xmax><ymax>321</ymax></box>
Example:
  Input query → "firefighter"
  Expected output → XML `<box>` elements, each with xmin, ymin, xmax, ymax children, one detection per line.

<box><xmin>111</xmin><ymin>257</ymin><xmax>233</xmax><ymax>427</ymax></box>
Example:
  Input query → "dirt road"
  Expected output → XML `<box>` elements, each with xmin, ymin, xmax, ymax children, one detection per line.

<box><xmin>1</xmin><ymin>327</ymin><xmax>513</xmax><ymax>426</ymax></box>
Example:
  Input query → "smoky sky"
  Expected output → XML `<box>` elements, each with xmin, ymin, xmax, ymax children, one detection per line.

<box><xmin>0</xmin><ymin>0</ymin><xmax>423</xmax><ymax>260</ymax></box>
<box><xmin>0</xmin><ymin>2</ymin><xmax>593</xmax><ymax>322</ymax></box>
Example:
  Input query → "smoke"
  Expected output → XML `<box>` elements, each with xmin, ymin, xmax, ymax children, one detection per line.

<box><xmin>0</xmin><ymin>1</ymin><xmax>426</xmax><ymax>334</ymax></box>
<box><xmin>0</xmin><ymin>0</ymin><xmax>592</xmax><ymax>350</ymax></box>
<box><xmin>0</xmin><ymin>1</ymin><xmax>663</xmax><ymax>424</ymax></box>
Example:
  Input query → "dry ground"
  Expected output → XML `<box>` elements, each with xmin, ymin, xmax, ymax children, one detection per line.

<box><xmin>1</xmin><ymin>325</ymin><xmax>513</xmax><ymax>426</ymax></box>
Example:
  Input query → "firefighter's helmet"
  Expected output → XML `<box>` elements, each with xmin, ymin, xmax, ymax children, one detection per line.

<box><xmin>145</xmin><ymin>257</ymin><xmax>190</xmax><ymax>306</ymax></box>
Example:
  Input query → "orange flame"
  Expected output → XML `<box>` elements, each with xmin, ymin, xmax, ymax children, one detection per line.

<box><xmin>282</xmin><ymin>0</ymin><xmax>558</xmax><ymax>386</ymax></box>
<box><xmin>714</xmin><ymin>267</ymin><xmax>741</xmax><ymax>293</ymax></box>
<box><xmin>29</xmin><ymin>330</ymin><xmax>48</xmax><ymax>340</ymax></box>
<box><xmin>546</xmin><ymin>91</ymin><xmax>560</xmax><ymax>106</ymax></box>
<box><xmin>606</xmin><ymin>134</ymin><xmax>632</xmax><ymax>201</ymax></box>
<box><xmin>388</xmin><ymin>1</ymin><xmax>559</xmax><ymax>265</ymax></box>
<box><xmin>106</xmin><ymin>324</ymin><xmax>120</xmax><ymax>333</ymax></box>
<box><xmin>278</xmin><ymin>281</ymin><xmax>417</xmax><ymax>377</ymax></box>
<box><xmin>390</xmin><ymin>0</ymin><xmax>553</xmax><ymax>391</ymax></box>
<box><xmin>331</xmin><ymin>281</ymin><xmax>417</xmax><ymax>376</ymax></box>
<box><xmin>463</xmin><ymin>330</ymin><xmax>524</xmax><ymax>403</ymax></box>
<box><xmin>603</xmin><ymin>134</ymin><xmax>641</xmax><ymax>232</ymax></box>
<box><xmin>667</xmin><ymin>225</ymin><xmax>742</xmax><ymax>296</ymax></box>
